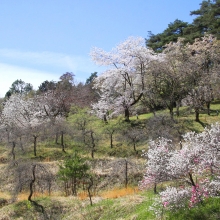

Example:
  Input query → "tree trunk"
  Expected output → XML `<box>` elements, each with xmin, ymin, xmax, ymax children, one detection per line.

<box><xmin>206</xmin><ymin>102</ymin><xmax>211</xmax><ymax>116</ymax></box>
<box><xmin>154</xmin><ymin>183</ymin><xmax>157</xmax><ymax>194</ymax></box>
<box><xmin>167</xmin><ymin>102</ymin><xmax>174</xmax><ymax>120</ymax></box>
<box><xmin>176</xmin><ymin>101</ymin><xmax>181</xmax><ymax>117</ymax></box>
<box><xmin>11</xmin><ymin>141</ymin><xmax>16</xmax><ymax>160</ymax></box>
<box><xmin>195</xmin><ymin>109</ymin><xmax>200</xmax><ymax>122</ymax></box>
<box><xmin>61</xmin><ymin>131</ymin><xmax>65</xmax><ymax>152</ymax></box>
<box><xmin>169</xmin><ymin>108</ymin><xmax>174</xmax><ymax>120</ymax></box>
<box><xmin>103</xmin><ymin>114</ymin><xmax>107</xmax><ymax>123</ymax></box>
<box><xmin>133</xmin><ymin>139</ymin><xmax>137</xmax><ymax>152</ymax></box>
<box><xmin>110</xmin><ymin>133</ymin><xmax>113</xmax><ymax>148</ymax></box>
<box><xmin>28</xmin><ymin>164</ymin><xmax>37</xmax><ymax>202</ymax></box>
<box><xmin>124</xmin><ymin>107</ymin><xmax>130</xmax><ymax>122</ymax></box>
<box><xmin>33</xmin><ymin>135</ymin><xmax>38</xmax><ymax>157</ymax></box>
<box><xmin>28</xmin><ymin>164</ymin><xmax>47</xmax><ymax>218</ymax></box>
<box><xmin>87</xmin><ymin>177</ymin><xmax>93</xmax><ymax>206</ymax></box>
<box><xmin>125</xmin><ymin>159</ymin><xmax>128</xmax><ymax>188</ymax></box>
<box><xmin>188</xmin><ymin>172</ymin><xmax>196</xmax><ymax>187</ymax></box>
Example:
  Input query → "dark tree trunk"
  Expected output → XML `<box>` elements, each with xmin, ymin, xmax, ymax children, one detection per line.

<box><xmin>110</xmin><ymin>133</ymin><xmax>113</xmax><ymax>148</ymax></box>
<box><xmin>87</xmin><ymin>177</ymin><xmax>93</xmax><ymax>206</ymax></box>
<box><xmin>195</xmin><ymin>109</ymin><xmax>200</xmax><ymax>122</ymax></box>
<box><xmin>11</xmin><ymin>141</ymin><xmax>16</xmax><ymax>160</ymax></box>
<box><xmin>169</xmin><ymin>108</ymin><xmax>174</xmax><ymax>120</ymax></box>
<box><xmin>103</xmin><ymin>114</ymin><xmax>107</xmax><ymax>123</ymax></box>
<box><xmin>132</xmin><ymin>139</ymin><xmax>137</xmax><ymax>152</ymax></box>
<box><xmin>28</xmin><ymin>164</ymin><xmax>36</xmax><ymax>202</ymax></box>
<box><xmin>28</xmin><ymin>164</ymin><xmax>47</xmax><ymax>218</ymax></box>
<box><xmin>61</xmin><ymin>131</ymin><xmax>66</xmax><ymax>152</ymax></box>
<box><xmin>90</xmin><ymin>131</ymin><xmax>95</xmax><ymax>158</ymax></box>
<box><xmin>33</xmin><ymin>135</ymin><xmax>38</xmax><ymax>157</ymax></box>
<box><xmin>125</xmin><ymin>159</ymin><xmax>128</xmax><ymax>188</ymax></box>
<box><xmin>167</xmin><ymin>102</ymin><xmax>174</xmax><ymax>120</ymax></box>
<box><xmin>124</xmin><ymin>107</ymin><xmax>130</xmax><ymax>122</ymax></box>
<box><xmin>206</xmin><ymin>102</ymin><xmax>211</xmax><ymax>116</ymax></box>
<box><xmin>189</xmin><ymin>172</ymin><xmax>196</xmax><ymax>187</ymax></box>
<box><xmin>154</xmin><ymin>183</ymin><xmax>157</xmax><ymax>194</ymax></box>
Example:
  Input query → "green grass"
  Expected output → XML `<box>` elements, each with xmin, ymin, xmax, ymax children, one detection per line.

<box><xmin>166</xmin><ymin>197</ymin><xmax>220</xmax><ymax>220</ymax></box>
<box><xmin>1</xmin><ymin>102</ymin><xmax>220</xmax><ymax>219</ymax></box>
<box><xmin>0</xmin><ymin>190</ymin><xmax>155</xmax><ymax>219</ymax></box>
<box><xmin>0</xmin><ymin>191</ymin><xmax>219</xmax><ymax>220</ymax></box>
<box><xmin>56</xmin><ymin>190</ymin><xmax>156</xmax><ymax>220</ymax></box>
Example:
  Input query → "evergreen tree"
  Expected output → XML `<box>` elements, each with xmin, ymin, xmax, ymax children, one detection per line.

<box><xmin>58</xmin><ymin>152</ymin><xmax>89</xmax><ymax>196</ymax></box>
<box><xmin>146</xmin><ymin>19</ymin><xmax>189</xmax><ymax>52</ymax></box>
<box><xmin>85</xmin><ymin>72</ymin><xmax>98</xmax><ymax>85</ymax></box>
<box><xmin>183</xmin><ymin>0</ymin><xmax>220</xmax><ymax>41</ymax></box>
<box><xmin>147</xmin><ymin>0</ymin><xmax>220</xmax><ymax>52</ymax></box>
<box><xmin>38</xmin><ymin>80</ymin><xmax>57</xmax><ymax>93</ymax></box>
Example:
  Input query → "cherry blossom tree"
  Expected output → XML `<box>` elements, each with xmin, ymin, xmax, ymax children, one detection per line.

<box><xmin>147</xmin><ymin>38</ymin><xmax>192</xmax><ymax>118</ymax></box>
<box><xmin>2</xmin><ymin>94</ymin><xmax>49</xmax><ymax>156</ymax></box>
<box><xmin>181</xmin><ymin>34</ymin><xmax>219</xmax><ymax>121</ymax></box>
<box><xmin>139</xmin><ymin>138</ymin><xmax>174</xmax><ymax>193</ymax></box>
<box><xmin>140</xmin><ymin>123</ymin><xmax>220</xmax><ymax>215</ymax></box>
<box><xmin>147</xmin><ymin>34</ymin><xmax>219</xmax><ymax>121</ymax></box>
<box><xmin>91</xmin><ymin>37</ymin><xmax>160</xmax><ymax>121</ymax></box>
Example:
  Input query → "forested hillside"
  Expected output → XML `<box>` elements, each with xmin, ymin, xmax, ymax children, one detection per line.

<box><xmin>0</xmin><ymin>1</ymin><xmax>220</xmax><ymax>219</ymax></box>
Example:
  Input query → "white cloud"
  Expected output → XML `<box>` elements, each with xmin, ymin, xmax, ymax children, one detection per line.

<box><xmin>0</xmin><ymin>63</ymin><xmax>59</xmax><ymax>97</ymax></box>
<box><xmin>0</xmin><ymin>49</ymin><xmax>104</xmax><ymax>74</ymax></box>
<box><xmin>0</xmin><ymin>49</ymin><xmax>106</xmax><ymax>97</ymax></box>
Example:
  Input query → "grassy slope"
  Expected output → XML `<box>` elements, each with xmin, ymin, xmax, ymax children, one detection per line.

<box><xmin>0</xmin><ymin>103</ymin><xmax>220</xmax><ymax>219</ymax></box>
<box><xmin>0</xmin><ymin>190</ymin><xmax>156</xmax><ymax>220</ymax></box>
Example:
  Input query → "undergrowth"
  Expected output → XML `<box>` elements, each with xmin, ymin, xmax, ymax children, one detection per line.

<box><xmin>166</xmin><ymin>197</ymin><xmax>220</xmax><ymax>220</ymax></box>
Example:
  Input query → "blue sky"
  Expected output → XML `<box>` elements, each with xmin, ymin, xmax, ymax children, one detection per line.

<box><xmin>0</xmin><ymin>0</ymin><xmax>202</xmax><ymax>97</ymax></box>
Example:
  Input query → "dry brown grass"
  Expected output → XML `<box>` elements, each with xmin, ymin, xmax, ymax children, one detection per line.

<box><xmin>101</xmin><ymin>186</ymin><xmax>139</xmax><ymax>199</ymax></box>
<box><xmin>0</xmin><ymin>191</ymin><xmax>10</xmax><ymax>200</ymax></box>
<box><xmin>44</xmin><ymin>157</ymin><xmax>51</xmax><ymax>162</ymax></box>
<box><xmin>78</xmin><ymin>191</ymin><xmax>88</xmax><ymax>200</ymax></box>
<box><xmin>1</xmin><ymin>187</ymin><xmax>139</xmax><ymax>201</ymax></box>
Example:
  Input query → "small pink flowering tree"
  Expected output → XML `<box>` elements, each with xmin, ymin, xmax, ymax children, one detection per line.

<box><xmin>140</xmin><ymin>123</ymin><xmax>220</xmax><ymax>215</ymax></box>
<box><xmin>139</xmin><ymin>138</ymin><xmax>174</xmax><ymax>193</ymax></box>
